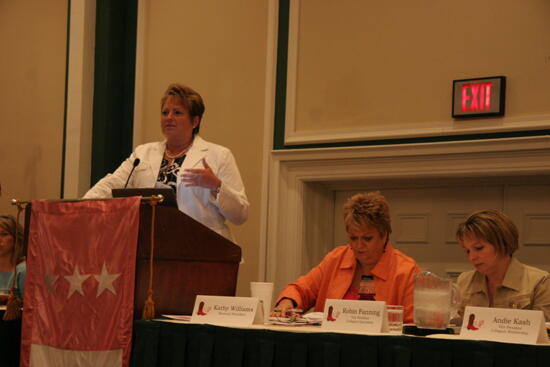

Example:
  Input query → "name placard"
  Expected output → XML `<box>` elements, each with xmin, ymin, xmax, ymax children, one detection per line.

<box><xmin>460</xmin><ymin>306</ymin><xmax>549</xmax><ymax>345</ymax></box>
<box><xmin>190</xmin><ymin>295</ymin><xmax>263</xmax><ymax>325</ymax></box>
<box><xmin>321</xmin><ymin>299</ymin><xmax>387</xmax><ymax>333</ymax></box>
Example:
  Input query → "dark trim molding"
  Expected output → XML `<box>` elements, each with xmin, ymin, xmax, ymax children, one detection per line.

<box><xmin>60</xmin><ymin>0</ymin><xmax>72</xmax><ymax>197</ymax></box>
<box><xmin>91</xmin><ymin>0</ymin><xmax>138</xmax><ymax>184</ymax></box>
<box><xmin>273</xmin><ymin>0</ymin><xmax>290</xmax><ymax>150</ymax></box>
<box><xmin>278</xmin><ymin>130</ymin><xmax>550</xmax><ymax>150</ymax></box>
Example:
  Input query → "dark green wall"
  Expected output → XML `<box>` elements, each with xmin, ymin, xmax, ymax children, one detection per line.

<box><xmin>90</xmin><ymin>0</ymin><xmax>138</xmax><ymax>184</ymax></box>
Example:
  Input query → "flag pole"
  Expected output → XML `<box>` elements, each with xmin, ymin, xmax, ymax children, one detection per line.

<box><xmin>11</xmin><ymin>195</ymin><xmax>165</xmax><ymax>206</ymax></box>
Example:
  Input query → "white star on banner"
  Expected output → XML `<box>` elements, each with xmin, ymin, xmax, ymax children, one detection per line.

<box><xmin>64</xmin><ymin>266</ymin><xmax>90</xmax><ymax>298</ymax></box>
<box><xmin>94</xmin><ymin>262</ymin><xmax>120</xmax><ymax>297</ymax></box>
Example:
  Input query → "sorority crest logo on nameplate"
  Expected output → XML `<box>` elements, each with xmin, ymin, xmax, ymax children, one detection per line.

<box><xmin>460</xmin><ymin>306</ymin><xmax>549</xmax><ymax>345</ymax></box>
<box><xmin>190</xmin><ymin>295</ymin><xmax>263</xmax><ymax>325</ymax></box>
<box><xmin>321</xmin><ymin>299</ymin><xmax>388</xmax><ymax>333</ymax></box>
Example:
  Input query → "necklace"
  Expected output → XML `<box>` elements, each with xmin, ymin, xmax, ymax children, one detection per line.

<box><xmin>164</xmin><ymin>143</ymin><xmax>191</xmax><ymax>159</ymax></box>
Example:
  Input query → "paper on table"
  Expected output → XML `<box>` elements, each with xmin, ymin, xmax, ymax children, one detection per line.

<box><xmin>303</xmin><ymin>312</ymin><xmax>324</xmax><ymax>324</ymax></box>
<box><xmin>162</xmin><ymin>315</ymin><xmax>191</xmax><ymax>321</ymax></box>
<box><xmin>268</xmin><ymin>312</ymin><xmax>324</xmax><ymax>326</ymax></box>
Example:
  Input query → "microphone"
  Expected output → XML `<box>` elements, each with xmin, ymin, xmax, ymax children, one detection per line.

<box><xmin>123</xmin><ymin>158</ymin><xmax>140</xmax><ymax>188</ymax></box>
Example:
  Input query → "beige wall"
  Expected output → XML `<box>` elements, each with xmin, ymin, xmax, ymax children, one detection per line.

<box><xmin>294</xmin><ymin>0</ymin><xmax>550</xmax><ymax>132</ymax></box>
<box><xmin>285</xmin><ymin>0</ymin><xmax>550</xmax><ymax>144</ymax></box>
<box><xmin>136</xmin><ymin>0</ymin><xmax>268</xmax><ymax>296</ymax></box>
<box><xmin>0</xmin><ymin>0</ymin><xmax>68</xmax><ymax>214</ymax></box>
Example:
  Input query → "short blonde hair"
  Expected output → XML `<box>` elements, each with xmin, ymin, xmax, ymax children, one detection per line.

<box><xmin>343</xmin><ymin>192</ymin><xmax>392</xmax><ymax>237</ymax></box>
<box><xmin>456</xmin><ymin>209</ymin><xmax>518</xmax><ymax>256</ymax></box>
<box><xmin>160</xmin><ymin>83</ymin><xmax>205</xmax><ymax>135</ymax></box>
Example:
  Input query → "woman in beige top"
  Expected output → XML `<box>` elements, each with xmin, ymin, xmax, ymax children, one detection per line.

<box><xmin>456</xmin><ymin>209</ymin><xmax>550</xmax><ymax>321</ymax></box>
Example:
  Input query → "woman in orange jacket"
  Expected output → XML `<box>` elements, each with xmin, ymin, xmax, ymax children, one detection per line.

<box><xmin>272</xmin><ymin>191</ymin><xmax>421</xmax><ymax>323</ymax></box>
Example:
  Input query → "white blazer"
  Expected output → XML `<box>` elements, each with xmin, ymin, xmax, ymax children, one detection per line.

<box><xmin>83</xmin><ymin>136</ymin><xmax>249</xmax><ymax>241</ymax></box>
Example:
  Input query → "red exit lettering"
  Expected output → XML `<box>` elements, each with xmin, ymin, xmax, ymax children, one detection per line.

<box><xmin>461</xmin><ymin>82</ymin><xmax>492</xmax><ymax>112</ymax></box>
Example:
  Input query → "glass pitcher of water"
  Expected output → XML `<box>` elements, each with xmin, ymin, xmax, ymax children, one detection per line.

<box><xmin>413</xmin><ymin>271</ymin><xmax>456</xmax><ymax>329</ymax></box>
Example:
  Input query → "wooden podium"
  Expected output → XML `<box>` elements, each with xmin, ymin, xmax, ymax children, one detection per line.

<box><xmin>134</xmin><ymin>204</ymin><xmax>241</xmax><ymax>318</ymax></box>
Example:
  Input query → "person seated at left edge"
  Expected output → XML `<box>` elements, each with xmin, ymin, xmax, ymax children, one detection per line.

<box><xmin>0</xmin><ymin>215</ymin><xmax>26</xmax><ymax>303</ymax></box>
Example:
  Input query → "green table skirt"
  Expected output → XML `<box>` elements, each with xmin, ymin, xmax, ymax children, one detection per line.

<box><xmin>131</xmin><ymin>320</ymin><xmax>550</xmax><ymax>367</ymax></box>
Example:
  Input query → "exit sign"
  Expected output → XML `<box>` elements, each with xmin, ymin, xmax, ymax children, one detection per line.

<box><xmin>452</xmin><ymin>76</ymin><xmax>506</xmax><ymax>118</ymax></box>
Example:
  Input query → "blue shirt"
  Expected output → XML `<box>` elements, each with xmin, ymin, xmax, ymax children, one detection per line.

<box><xmin>0</xmin><ymin>262</ymin><xmax>26</xmax><ymax>297</ymax></box>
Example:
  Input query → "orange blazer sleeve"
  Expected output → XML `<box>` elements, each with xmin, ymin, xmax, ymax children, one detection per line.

<box><xmin>275</xmin><ymin>246</ymin><xmax>355</xmax><ymax>312</ymax></box>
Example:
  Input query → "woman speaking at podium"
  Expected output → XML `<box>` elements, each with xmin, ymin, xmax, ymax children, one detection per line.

<box><xmin>84</xmin><ymin>83</ymin><xmax>249</xmax><ymax>241</ymax></box>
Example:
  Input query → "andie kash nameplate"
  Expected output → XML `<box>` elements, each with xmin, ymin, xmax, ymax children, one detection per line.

<box><xmin>460</xmin><ymin>306</ymin><xmax>548</xmax><ymax>345</ymax></box>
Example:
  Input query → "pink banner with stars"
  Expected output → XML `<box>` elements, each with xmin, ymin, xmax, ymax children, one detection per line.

<box><xmin>21</xmin><ymin>197</ymin><xmax>141</xmax><ymax>367</ymax></box>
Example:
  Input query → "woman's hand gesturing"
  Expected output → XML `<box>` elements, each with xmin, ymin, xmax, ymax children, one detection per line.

<box><xmin>180</xmin><ymin>158</ymin><xmax>222</xmax><ymax>196</ymax></box>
